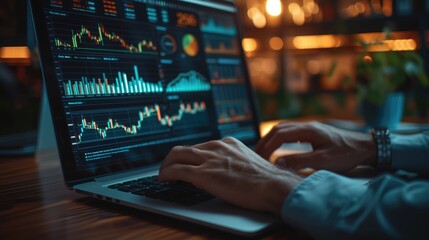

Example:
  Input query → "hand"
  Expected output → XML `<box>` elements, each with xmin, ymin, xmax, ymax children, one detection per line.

<box><xmin>158</xmin><ymin>137</ymin><xmax>303</xmax><ymax>215</ymax></box>
<box><xmin>256</xmin><ymin>121</ymin><xmax>377</xmax><ymax>172</ymax></box>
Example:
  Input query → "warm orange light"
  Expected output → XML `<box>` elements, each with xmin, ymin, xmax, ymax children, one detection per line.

<box><xmin>242</xmin><ymin>38</ymin><xmax>258</xmax><ymax>52</ymax></box>
<box><xmin>269</xmin><ymin>37</ymin><xmax>284</xmax><ymax>50</ymax></box>
<box><xmin>247</xmin><ymin>6</ymin><xmax>259</xmax><ymax>19</ymax></box>
<box><xmin>252</xmin><ymin>12</ymin><xmax>267</xmax><ymax>28</ymax></box>
<box><xmin>0</xmin><ymin>46</ymin><xmax>31</xmax><ymax>59</ymax></box>
<box><xmin>355</xmin><ymin>2</ymin><xmax>366</xmax><ymax>13</ymax></box>
<box><xmin>382</xmin><ymin>0</ymin><xmax>393</xmax><ymax>16</ymax></box>
<box><xmin>288</xmin><ymin>3</ymin><xmax>301</xmax><ymax>15</ymax></box>
<box><xmin>371</xmin><ymin>0</ymin><xmax>382</xmax><ymax>13</ymax></box>
<box><xmin>288</xmin><ymin>1</ymin><xmax>319</xmax><ymax>25</ymax></box>
<box><xmin>363</xmin><ymin>55</ymin><xmax>373</xmax><ymax>63</ymax></box>
<box><xmin>368</xmin><ymin>39</ymin><xmax>417</xmax><ymax>51</ymax></box>
<box><xmin>347</xmin><ymin>5</ymin><xmax>358</xmax><ymax>17</ymax></box>
<box><xmin>260</xmin><ymin>120</ymin><xmax>282</xmax><ymax>137</ymax></box>
<box><xmin>292</xmin><ymin>35</ymin><xmax>342</xmax><ymax>49</ymax></box>
<box><xmin>304</xmin><ymin>1</ymin><xmax>319</xmax><ymax>15</ymax></box>
<box><xmin>292</xmin><ymin>9</ymin><xmax>305</xmax><ymax>25</ymax></box>
<box><xmin>266</xmin><ymin>0</ymin><xmax>282</xmax><ymax>17</ymax></box>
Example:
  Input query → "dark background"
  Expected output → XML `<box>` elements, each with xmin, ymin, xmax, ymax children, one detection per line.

<box><xmin>1</xmin><ymin>0</ymin><xmax>428</xmax><ymax>137</ymax></box>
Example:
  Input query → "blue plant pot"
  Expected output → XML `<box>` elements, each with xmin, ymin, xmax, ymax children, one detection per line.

<box><xmin>358</xmin><ymin>93</ymin><xmax>404</xmax><ymax>130</ymax></box>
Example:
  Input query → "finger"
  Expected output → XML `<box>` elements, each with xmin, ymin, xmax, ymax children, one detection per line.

<box><xmin>158</xmin><ymin>163</ymin><xmax>199</xmax><ymax>184</ymax></box>
<box><xmin>259</xmin><ymin>125</ymin><xmax>322</xmax><ymax>160</ymax></box>
<box><xmin>255</xmin><ymin>122</ymin><xmax>292</xmax><ymax>153</ymax></box>
<box><xmin>221</xmin><ymin>137</ymin><xmax>245</xmax><ymax>148</ymax></box>
<box><xmin>258</xmin><ymin>127</ymin><xmax>299</xmax><ymax>160</ymax></box>
<box><xmin>193</xmin><ymin>139</ymin><xmax>229</xmax><ymax>151</ymax></box>
<box><xmin>161</xmin><ymin>146</ymin><xmax>205</xmax><ymax>170</ymax></box>
<box><xmin>275</xmin><ymin>151</ymin><xmax>323</xmax><ymax>170</ymax></box>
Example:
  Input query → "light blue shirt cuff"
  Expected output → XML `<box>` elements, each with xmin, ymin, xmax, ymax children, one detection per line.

<box><xmin>281</xmin><ymin>170</ymin><xmax>367</xmax><ymax>239</ymax></box>
<box><xmin>281</xmin><ymin>169</ymin><xmax>429</xmax><ymax>239</ymax></box>
<box><xmin>391</xmin><ymin>132</ymin><xmax>429</xmax><ymax>175</ymax></box>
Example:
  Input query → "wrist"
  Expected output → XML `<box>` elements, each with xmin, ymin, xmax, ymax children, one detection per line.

<box><xmin>360</xmin><ymin>132</ymin><xmax>377</xmax><ymax>167</ymax></box>
<box><xmin>263</xmin><ymin>170</ymin><xmax>303</xmax><ymax>215</ymax></box>
<box><xmin>370</xmin><ymin>128</ymin><xmax>392</xmax><ymax>170</ymax></box>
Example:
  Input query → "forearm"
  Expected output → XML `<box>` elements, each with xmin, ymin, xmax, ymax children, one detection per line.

<box><xmin>282</xmin><ymin>170</ymin><xmax>429</xmax><ymax>239</ymax></box>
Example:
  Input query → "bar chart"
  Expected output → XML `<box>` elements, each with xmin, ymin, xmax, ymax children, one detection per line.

<box><xmin>64</xmin><ymin>65</ymin><xmax>163</xmax><ymax>96</ymax></box>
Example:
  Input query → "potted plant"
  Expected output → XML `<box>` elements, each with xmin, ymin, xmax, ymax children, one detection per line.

<box><xmin>352</xmin><ymin>29</ymin><xmax>429</xmax><ymax>129</ymax></box>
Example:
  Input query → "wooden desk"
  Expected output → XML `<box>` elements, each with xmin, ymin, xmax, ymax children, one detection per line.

<box><xmin>0</xmin><ymin>153</ymin><xmax>307</xmax><ymax>239</ymax></box>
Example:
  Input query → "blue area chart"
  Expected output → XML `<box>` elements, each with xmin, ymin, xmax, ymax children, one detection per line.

<box><xmin>201</xmin><ymin>17</ymin><xmax>236</xmax><ymax>36</ymax></box>
<box><xmin>166</xmin><ymin>71</ymin><xmax>211</xmax><ymax>92</ymax></box>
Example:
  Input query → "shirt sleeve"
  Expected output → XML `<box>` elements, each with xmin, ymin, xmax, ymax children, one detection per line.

<box><xmin>391</xmin><ymin>131</ymin><xmax>429</xmax><ymax>175</ymax></box>
<box><xmin>282</xmin><ymin>170</ymin><xmax>429</xmax><ymax>240</ymax></box>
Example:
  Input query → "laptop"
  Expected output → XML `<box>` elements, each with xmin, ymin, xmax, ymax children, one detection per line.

<box><xmin>31</xmin><ymin>0</ymin><xmax>278</xmax><ymax>236</ymax></box>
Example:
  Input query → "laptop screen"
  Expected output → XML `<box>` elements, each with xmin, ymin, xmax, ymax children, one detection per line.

<box><xmin>33</xmin><ymin>0</ymin><xmax>259</xmax><ymax>180</ymax></box>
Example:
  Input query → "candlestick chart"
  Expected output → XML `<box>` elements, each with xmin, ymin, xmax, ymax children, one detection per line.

<box><xmin>74</xmin><ymin>101</ymin><xmax>209</xmax><ymax>144</ymax></box>
<box><xmin>52</xmin><ymin>19</ymin><xmax>157</xmax><ymax>54</ymax></box>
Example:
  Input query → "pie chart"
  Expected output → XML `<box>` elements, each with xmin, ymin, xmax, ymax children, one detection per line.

<box><xmin>161</xmin><ymin>34</ymin><xmax>177</xmax><ymax>54</ymax></box>
<box><xmin>182</xmin><ymin>34</ymin><xmax>199</xmax><ymax>57</ymax></box>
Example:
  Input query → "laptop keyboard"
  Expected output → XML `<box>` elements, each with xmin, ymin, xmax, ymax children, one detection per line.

<box><xmin>107</xmin><ymin>176</ymin><xmax>213</xmax><ymax>206</ymax></box>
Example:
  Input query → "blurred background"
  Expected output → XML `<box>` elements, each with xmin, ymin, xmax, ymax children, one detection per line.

<box><xmin>238</xmin><ymin>0</ymin><xmax>429</xmax><ymax>121</ymax></box>
<box><xmin>0</xmin><ymin>0</ymin><xmax>428</xmax><ymax>141</ymax></box>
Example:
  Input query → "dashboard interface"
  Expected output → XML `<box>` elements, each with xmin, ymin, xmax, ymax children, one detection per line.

<box><xmin>39</xmin><ymin>0</ymin><xmax>258</xmax><ymax>174</ymax></box>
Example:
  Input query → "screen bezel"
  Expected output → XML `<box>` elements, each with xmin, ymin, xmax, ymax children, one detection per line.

<box><xmin>31</xmin><ymin>0</ymin><xmax>261</xmax><ymax>187</ymax></box>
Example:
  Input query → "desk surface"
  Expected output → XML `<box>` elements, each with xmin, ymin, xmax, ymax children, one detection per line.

<box><xmin>0</xmin><ymin>153</ymin><xmax>308</xmax><ymax>239</ymax></box>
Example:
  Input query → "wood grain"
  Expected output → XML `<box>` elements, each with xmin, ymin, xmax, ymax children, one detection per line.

<box><xmin>0</xmin><ymin>154</ymin><xmax>309</xmax><ymax>240</ymax></box>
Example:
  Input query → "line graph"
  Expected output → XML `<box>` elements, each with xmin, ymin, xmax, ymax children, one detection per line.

<box><xmin>74</xmin><ymin>102</ymin><xmax>208</xmax><ymax>144</ymax></box>
<box><xmin>166</xmin><ymin>71</ymin><xmax>211</xmax><ymax>92</ymax></box>
<box><xmin>53</xmin><ymin>19</ymin><xmax>157</xmax><ymax>54</ymax></box>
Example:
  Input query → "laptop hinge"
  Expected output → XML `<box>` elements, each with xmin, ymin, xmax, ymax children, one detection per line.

<box><xmin>67</xmin><ymin>162</ymin><xmax>161</xmax><ymax>187</ymax></box>
<box><xmin>94</xmin><ymin>162</ymin><xmax>161</xmax><ymax>183</ymax></box>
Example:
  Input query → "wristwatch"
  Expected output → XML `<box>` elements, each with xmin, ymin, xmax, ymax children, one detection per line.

<box><xmin>371</xmin><ymin>128</ymin><xmax>392</xmax><ymax>171</ymax></box>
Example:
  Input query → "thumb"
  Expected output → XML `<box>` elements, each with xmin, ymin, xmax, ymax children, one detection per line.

<box><xmin>275</xmin><ymin>152</ymin><xmax>320</xmax><ymax>170</ymax></box>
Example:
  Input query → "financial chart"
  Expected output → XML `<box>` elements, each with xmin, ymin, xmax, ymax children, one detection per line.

<box><xmin>199</xmin><ymin>10</ymin><xmax>256</xmax><ymax>141</ymax></box>
<box><xmin>52</xmin><ymin>18</ymin><xmax>158</xmax><ymax>54</ymax></box>
<box><xmin>62</xmin><ymin>63</ymin><xmax>163</xmax><ymax>96</ymax></box>
<box><xmin>41</xmin><ymin>0</ymin><xmax>258</xmax><ymax>172</ymax></box>
<box><xmin>73</xmin><ymin>101</ymin><xmax>209</xmax><ymax>145</ymax></box>
<box><xmin>42</xmin><ymin>0</ymin><xmax>222</xmax><ymax>167</ymax></box>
